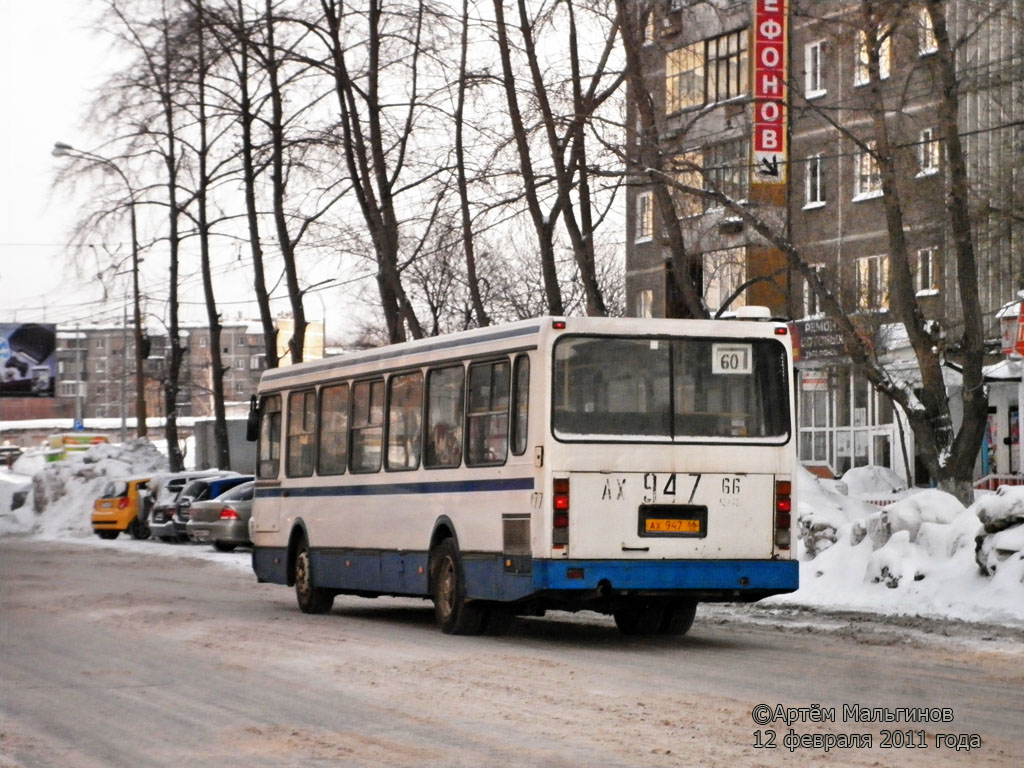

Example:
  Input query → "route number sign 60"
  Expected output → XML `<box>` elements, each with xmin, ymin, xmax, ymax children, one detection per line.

<box><xmin>712</xmin><ymin>343</ymin><xmax>753</xmax><ymax>375</ymax></box>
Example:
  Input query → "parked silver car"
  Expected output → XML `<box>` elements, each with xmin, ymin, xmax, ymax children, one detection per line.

<box><xmin>185</xmin><ymin>480</ymin><xmax>255</xmax><ymax>551</ymax></box>
<box><xmin>145</xmin><ymin>470</ymin><xmax>236</xmax><ymax>542</ymax></box>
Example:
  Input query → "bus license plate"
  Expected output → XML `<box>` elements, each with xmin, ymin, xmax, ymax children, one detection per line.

<box><xmin>638</xmin><ymin>505</ymin><xmax>707</xmax><ymax>538</ymax></box>
<box><xmin>645</xmin><ymin>518</ymin><xmax>701</xmax><ymax>534</ymax></box>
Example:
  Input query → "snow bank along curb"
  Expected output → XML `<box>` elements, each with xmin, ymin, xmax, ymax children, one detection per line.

<box><xmin>2</xmin><ymin>442</ymin><xmax>1022</xmax><ymax>627</ymax></box>
<box><xmin>783</xmin><ymin>467</ymin><xmax>1024</xmax><ymax>626</ymax></box>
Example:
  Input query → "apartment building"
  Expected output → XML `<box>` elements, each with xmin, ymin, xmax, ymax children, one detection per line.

<box><xmin>625</xmin><ymin>0</ymin><xmax>1023</xmax><ymax>481</ymax></box>
<box><xmin>51</xmin><ymin>318</ymin><xmax>324</xmax><ymax>422</ymax></box>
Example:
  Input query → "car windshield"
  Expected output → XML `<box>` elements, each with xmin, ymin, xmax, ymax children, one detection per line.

<box><xmin>552</xmin><ymin>335</ymin><xmax>790</xmax><ymax>442</ymax></box>
<box><xmin>178</xmin><ymin>479</ymin><xmax>208</xmax><ymax>500</ymax></box>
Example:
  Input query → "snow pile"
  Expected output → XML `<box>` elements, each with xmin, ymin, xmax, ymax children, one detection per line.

<box><xmin>795</xmin><ymin>467</ymin><xmax>876</xmax><ymax>557</ymax></box>
<box><xmin>775</xmin><ymin>470</ymin><xmax>1024</xmax><ymax>625</ymax></box>
<box><xmin>973</xmin><ymin>486</ymin><xmax>1024</xmax><ymax>576</ymax></box>
<box><xmin>0</xmin><ymin>440</ymin><xmax>167</xmax><ymax>539</ymax></box>
<box><xmin>841</xmin><ymin>464</ymin><xmax>908</xmax><ymax>497</ymax></box>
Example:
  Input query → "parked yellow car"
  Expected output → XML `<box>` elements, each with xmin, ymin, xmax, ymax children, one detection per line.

<box><xmin>91</xmin><ymin>476</ymin><xmax>152</xmax><ymax>540</ymax></box>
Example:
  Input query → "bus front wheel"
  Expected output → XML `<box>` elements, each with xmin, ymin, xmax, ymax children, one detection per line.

<box><xmin>294</xmin><ymin>537</ymin><xmax>334</xmax><ymax>614</ymax></box>
<box><xmin>431</xmin><ymin>539</ymin><xmax>486</xmax><ymax>635</ymax></box>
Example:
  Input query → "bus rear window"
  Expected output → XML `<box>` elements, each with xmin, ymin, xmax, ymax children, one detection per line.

<box><xmin>552</xmin><ymin>336</ymin><xmax>789</xmax><ymax>441</ymax></box>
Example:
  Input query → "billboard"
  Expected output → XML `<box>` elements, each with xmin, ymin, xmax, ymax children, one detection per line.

<box><xmin>0</xmin><ymin>323</ymin><xmax>57</xmax><ymax>397</ymax></box>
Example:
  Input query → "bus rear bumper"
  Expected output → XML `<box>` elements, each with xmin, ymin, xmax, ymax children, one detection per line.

<box><xmin>532</xmin><ymin>558</ymin><xmax>798</xmax><ymax>600</ymax></box>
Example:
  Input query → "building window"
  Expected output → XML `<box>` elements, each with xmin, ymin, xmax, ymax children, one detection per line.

<box><xmin>635</xmin><ymin>190</ymin><xmax>653</xmax><ymax>241</ymax></box>
<box><xmin>918</xmin><ymin>128</ymin><xmax>940</xmax><ymax>174</ymax></box>
<box><xmin>915</xmin><ymin>248</ymin><xmax>939</xmax><ymax>294</ymax></box>
<box><xmin>636</xmin><ymin>289</ymin><xmax>654</xmax><ymax>318</ymax></box>
<box><xmin>666</xmin><ymin>42</ymin><xmax>703</xmax><ymax>112</ymax></box>
<box><xmin>918</xmin><ymin>7</ymin><xmax>937</xmax><ymax>55</ymax></box>
<box><xmin>703</xmin><ymin>138</ymin><xmax>748</xmax><ymax>208</ymax></box>
<box><xmin>669</xmin><ymin>151</ymin><xmax>703</xmax><ymax>218</ymax></box>
<box><xmin>804</xmin><ymin>40</ymin><xmax>826</xmax><ymax>98</ymax></box>
<box><xmin>665</xmin><ymin>30</ymin><xmax>747</xmax><ymax>112</ymax></box>
<box><xmin>706</xmin><ymin>30</ymin><xmax>747</xmax><ymax>103</ymax></box>
<box><xmin>856</xmin><ymin>255</ymin><xmax>889</xmax><ymax>310</ymax></box>
<box><xmin>854</xmin><ymin>28</ymin><xmax>891</xmax><ymax>85</ymax></box>
<box><xmin>805</xmin><ymin>264</ymin><xmax>825</xmax><ymax>317</ymax></box>
<box><xmin>703</xmin><ymin>248</ymin><xmax>746</xmax><ymax>314</ymax></box>
<box><xmin>805</xmin><ymin>153</ymin><xmax>826</xmax><ymax>207</ymax></box>
<box><xmin>95</xmin><ymin>360</ymin><xmax>106</xmax><ymax>375</ymax></box>
<box><xmin>854</xmin><ymin>141</ymin><xmax>882</xmax><ymax>198</ymax></box>
<box><xmin>199</xmin><ymin>336</ymin><xmax>208</xmax><ymax>348</ymax></box>
<box><xmin>94</xmin><ymin>338</ymin><xmax>105</xmax><ymax>350</ymax></box>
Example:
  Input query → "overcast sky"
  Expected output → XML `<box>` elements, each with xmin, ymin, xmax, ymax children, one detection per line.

<box><xmin>0</xmin><ymin>0</ymin><xmax>120</xmax><ymax>324</ymax></box>
<box><xmin>1</xmin><ymin>0</ymin><xmax>355</xmax><ymax>341</ymax></box>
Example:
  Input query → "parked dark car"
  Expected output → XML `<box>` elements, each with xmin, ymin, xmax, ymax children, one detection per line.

<box><xmin>150</xmin><ymin>473</ymin><xmax>249</xmax><ymax>542</ymax></box>
<box><xmin>141</xmin><ymin>470</ymin><xmax>230</xmax><ymax>539</ymax></box>
<box><xmin>186</xmin><ymin>480</ymin><xmax>255</xmax><ymax>552</ymax></box>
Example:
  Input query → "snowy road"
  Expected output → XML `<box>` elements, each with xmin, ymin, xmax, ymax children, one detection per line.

<box><xmin>1</xmin><ymin>538</ymin><xmax>1022</xmax><ymax>768</ymax></box>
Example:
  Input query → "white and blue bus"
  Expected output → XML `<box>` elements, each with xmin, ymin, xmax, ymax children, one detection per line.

<box><xmin>248</xmin><ymin>312</ymin><xmax>797</xmax><ymax>635</ymax></box>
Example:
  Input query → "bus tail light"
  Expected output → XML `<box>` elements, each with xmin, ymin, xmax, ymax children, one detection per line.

<box><xmin>775</xmin><ymin>479</ymin><xmax>792</xmax><ymax>550</ymax></box>
<box><xmin>553</xmin><ymin>478</ymin><xmax>569</xmax><ymax>547</ymax></box>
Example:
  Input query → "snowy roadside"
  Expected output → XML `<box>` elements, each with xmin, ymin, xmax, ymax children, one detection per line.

<box><xmin>2</xmin><ymin>441</ymin><xmax>1022</xmax><ymax>631</ymax></box>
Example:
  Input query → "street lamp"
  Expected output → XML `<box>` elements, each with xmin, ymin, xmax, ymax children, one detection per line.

<box><xmin>53</xmin><ymin>142</ymin><xmax>147</xmax><ymax>439</ymax></box>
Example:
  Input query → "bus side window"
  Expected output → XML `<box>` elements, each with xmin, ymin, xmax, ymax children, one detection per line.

<box><xmin>318</xmin><ymin>383</ymin><xmax>349</xmax><ymax>475</ymax></box>
<box><xmin>466</xmin><ymin>359</ymin><xmax>510</xmax><ymax>467</ymax></box>
<box><xmin>350</xmin><ymin>379</ymin><xmax>385</xmax><ymax>473</ymax></box>
<box><xmin>257</xmin><ymin>394</ymin><xmax>282</xmax><ymax>479</ymax></box>
<box><xmin>386</xmin><ymin>371</ymin><xmax>423</xmax><ymax>471</ymax></box>
<box><xmin>425</xmin><ymin>366</ymin><xmax>464</xmax><ymax>468</ymax></box>
<box><xmin>511</xmin><ymin>354</ymin><xmax>529</xmax><ymax>455</ymax></box>
<box><xmin>286</xmin><ymin>390</ymin><xmax>316</xmax><ymax>477</ymax></box>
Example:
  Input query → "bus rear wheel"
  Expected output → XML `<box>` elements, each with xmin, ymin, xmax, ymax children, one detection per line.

<box><xmin>659</xmin><ymin>599</ymin><xmax>697</xmax><ymax>636</ymax></box>
<box><xmin>294</xmin><ymin>538</ymin><xmax>334</xmax><ymax>614</ymax></box>
<box><xmin>613</xmin><ymin>601</ymin><xmax>665</xmax><ymax>636</ymax></box>
<box><xmin>431</xmin><ymin>539</ymin><xmax>486</xmax><ymax>635</ymax></box>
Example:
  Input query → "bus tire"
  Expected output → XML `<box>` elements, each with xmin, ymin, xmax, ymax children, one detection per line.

<box><xmin>430</xmin><ymin>539</ymin><xmax>485</xmax><ymax>635</ymax></box>
<box><xmin>294</xmin><ymin>537</ymin><xmax>334</xmax><ymax>615</ymax></box>
<box><xmin>613</xmin><ymin>601</ymin><xmax>664</xmax><ymax>636</ymax></box>
<box><xmin>659</xmin><ymin>599</ymin><xmax>697</xmax><ymax>636</ymax></box>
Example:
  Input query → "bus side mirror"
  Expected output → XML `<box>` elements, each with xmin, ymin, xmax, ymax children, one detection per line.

<box><xmin>246</xmin><ymin>396</ymin><xmax>260</xmax><ymax>442</ymax></box>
